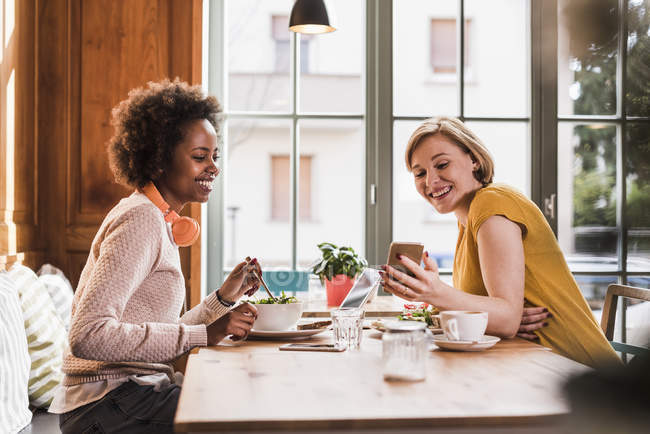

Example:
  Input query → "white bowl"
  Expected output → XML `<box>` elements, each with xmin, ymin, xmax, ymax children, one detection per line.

<box><xmin>252</xmin><ymin>302</ymin><xmax>304</xmax><ymax>331</ymax></box>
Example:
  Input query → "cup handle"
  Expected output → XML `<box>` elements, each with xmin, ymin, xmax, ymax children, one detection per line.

<box><xmin>444</xmin><ymin>318</ymin><xmax>459</xmax><ymax>340</ymax></box>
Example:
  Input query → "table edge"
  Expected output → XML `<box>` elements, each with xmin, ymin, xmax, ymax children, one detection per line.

<box><xmin>174</xmin><ymin>413</ymin><xmax>569</xmax><ymax>432</ymax></box>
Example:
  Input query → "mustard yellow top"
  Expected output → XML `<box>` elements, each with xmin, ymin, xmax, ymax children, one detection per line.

<box><xmin>453</xmin><ymin>183</ymin><xmax>620</xmax><ymax>368</ymax></box>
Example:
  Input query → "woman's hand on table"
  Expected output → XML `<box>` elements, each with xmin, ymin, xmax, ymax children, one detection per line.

<box><xmin>217</xmin><ymin>258</ymin><xmax>261</xmax><ymax>303</ymax></box>
<box><xmin>517</xmin><ymin>305</ymin><xmax>551</xmax><ymax>341</ymax></box>
<box><xmin>379</xmin><ymin>252</ymin><xmax>442</xmax><ymax>305</ymax></box>
<box><xmin>206</xmin><ymin>303</ymin><xmax>258</xmax><ymax>344</ymax></box>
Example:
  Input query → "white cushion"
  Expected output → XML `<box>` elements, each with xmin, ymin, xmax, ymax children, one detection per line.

<box><xmin>0</xmin><ymin>272</ymin><xmax>32</xmax><ymax>433</ymax></box>
<box><xmin>8</xmin><ymin>264</ymin><xmax>66</xmax><ymax>409</ymax></box>
<box><xmin>38</xmin><ymin>273</ymin><xmax>74</xmax><ymax>331</ymax></box>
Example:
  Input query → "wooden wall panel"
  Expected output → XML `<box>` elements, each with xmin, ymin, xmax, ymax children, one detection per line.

<box><xmin>35</xmin><ymin>0</ymin><xmax>204</xmax><ymax>307</ymax></box>
<box><xmin>0</xmin><ymin>0</ymin><xmax>41</xmax><ymax>262</ymax></box>
<box><xmin>77</xmin><ymin>0</ymin><xmax>169</xmax><ymax>217</ymax></box>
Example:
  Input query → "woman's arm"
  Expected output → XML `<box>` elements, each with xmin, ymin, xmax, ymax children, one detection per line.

<box><xmin>179</xmin><ymin>259</ymin><xmax>261</xmax><ymax>326</ymax></box>
<box><xmin>381</xmin><ymin>215</ymin><xmax>525</xmax><ymax>338</ymax></box>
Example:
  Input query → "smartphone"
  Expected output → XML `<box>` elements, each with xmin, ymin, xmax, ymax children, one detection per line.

<box><xmin>387</xmin><ymin>241</ymin><xmax>424</xmax><ymax>278</ymax></box>
<box><xmin>279</xmin><ymin>343</ymin><xmax>346</xmax><ymax>352</ymax></box>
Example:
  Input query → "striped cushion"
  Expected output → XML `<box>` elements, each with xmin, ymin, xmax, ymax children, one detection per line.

<box><xmin>0</xmin><ymin>272</ymin><xmax>32</xmax><ymax>433</ymax></box>
<box><xmin>37</xmin><ymin>273</ymin><xmax>73</xmax><ymax>331</ymax></box>
<box><xmin>8</xmin><ymin>264</ymin><xmax>66</xmax><ymax>409</ymax></box>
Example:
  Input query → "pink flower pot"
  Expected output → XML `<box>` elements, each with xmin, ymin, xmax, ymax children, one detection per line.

<box><xmin>325</xmin><ymin>274</ymin><xmax>355</xmax><ymax>307</ymax></box>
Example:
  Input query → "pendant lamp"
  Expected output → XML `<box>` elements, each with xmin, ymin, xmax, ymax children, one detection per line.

<box><xmin>289</xmin><ymin>0</ymin><xmax>336</xmax><ymax>34</ymax></box>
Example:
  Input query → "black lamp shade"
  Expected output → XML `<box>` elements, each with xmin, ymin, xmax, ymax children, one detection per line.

<box><xmin>289</xmin><ymin>0</ymin><xmax>336</xmax><ymax>34</ymax></box>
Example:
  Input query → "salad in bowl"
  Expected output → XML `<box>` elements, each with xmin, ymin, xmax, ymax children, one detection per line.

<box><xmin>246</xmin><ymin>291</ymin><xmax>303</xmax><ymax>331</ymax></box>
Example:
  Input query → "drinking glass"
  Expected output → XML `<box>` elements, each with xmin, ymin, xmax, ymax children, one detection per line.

<box><xmin>330</xmin><ymin>307</ymin><xmax>364</xmax><ymax>350</ymax></box>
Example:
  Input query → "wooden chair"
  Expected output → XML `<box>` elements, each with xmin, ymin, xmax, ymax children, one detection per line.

<box><xmin>600</xmin><ymin>284</ymin><xmax>650</xmax><ymax>358</ymax></box>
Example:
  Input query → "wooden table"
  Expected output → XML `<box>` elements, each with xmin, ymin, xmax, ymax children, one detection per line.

<box><xmin>174</xmin><ymin>330</ymin><xmax>589</xmax><ymax>433</ymax></box>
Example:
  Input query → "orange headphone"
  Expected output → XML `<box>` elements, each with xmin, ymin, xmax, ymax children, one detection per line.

<box><xmin>140</xmin><ymin>182</ymin><xmax>200</xmax><ymax>247</ymax></box>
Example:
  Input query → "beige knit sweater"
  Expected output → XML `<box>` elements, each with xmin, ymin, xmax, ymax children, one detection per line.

<box><xmin>62</xmin><ymin>192</ymin><xmax>229</xmax><ymax>386</ymax></box>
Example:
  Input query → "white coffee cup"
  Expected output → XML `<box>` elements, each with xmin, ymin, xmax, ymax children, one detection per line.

<box><xmin>440</xmin><ymin>311</ymin><xmax>488</xmax><ymax>342</ymax></box>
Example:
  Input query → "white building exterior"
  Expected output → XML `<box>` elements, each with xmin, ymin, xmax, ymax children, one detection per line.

<box><xmin>220</xmin><ymin>0</ymin><xmax>530</xmax><ymax>270</ymax></box>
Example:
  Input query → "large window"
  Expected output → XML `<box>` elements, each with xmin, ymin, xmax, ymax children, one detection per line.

<box><xmin>206</xmin><ymin>0</ymin><xmax>650</xmax><ymax>342</ymax></box>
<box><xmin>393</xmin><ymin>0</ymin><xmax>530</xmax><ymax>273</ymax></box>
<box><xmin>207</xmin><ymin>0</ymin><xmax>365</xmax><ymax>283</ymax></box>
<box><xmin>556</xmin><ymin>0</ymin><xmax>650</xmax><ymax>347</ymax></box>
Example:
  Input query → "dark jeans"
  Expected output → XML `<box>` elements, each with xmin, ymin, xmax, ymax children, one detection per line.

<box><xmin>58</xmin><ymin>380</ymin><xmax>180</xmax><ymax>434</ymax></box>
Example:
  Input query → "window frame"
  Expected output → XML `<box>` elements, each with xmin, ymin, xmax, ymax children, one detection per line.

<box><xmin>206</xmin><ymin>0</ymin><xmax>365</xmax><ymax>289</ymax></box>
<box><xmin>205</xmin><ymin>0</ymin><xmax>649</xmax><ymax>338</ymax></box>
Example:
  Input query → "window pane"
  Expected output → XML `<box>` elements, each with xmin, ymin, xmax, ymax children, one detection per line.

<box><xmin>394</xmin><ymin>0</ymin><xmax>459</xmax><ymax>117</ymax></box>
<box><xmin>626</xmin><ymin>123</ymin><xmax>650</xmax><ymax>272</ymax></box>
<box><xmin>576</xmin><ymin>275</ymin><xmax>618</xmax><ymax>311</ymax></box>
<box><xmin>628</xmin><ymin>277</ymin><xmax>650</xmax><ymax>289</ymax></box>
<box><xmin>296</xmin><ymin>119</ymin><xmax>365</xmax><ymax>268</ymax></box>
<box><xmin>464</xmin><ymin>0</ymin><xmax>529</xmax><ymax>117</ymax></box>
<box><xmin>627</xmin><ymin>0</ymin><xmax>650</xmax><ymax>117</ymax></box>
<box><xmin>624</xmin><ymin>277</ymin><xmax>650</xmax><ymax>348</ymax></box>
<box><xmin>270</xmin><ymin>155</ymin><xmax>312</xmax><ymax>221</ymax></box>
<box><xmin>299</xmin><ymin>0</ymin><xmax>363</xmax><ymax>114</ymax></box>
<box><xmin>393</xmin><ymin>121</ymin><xmax>457</xmax><ymax>271</ymax></box>
<box><xmin>557</xmin><ymin>0</ymin><xmax>619</xmax><ymax>116</ymax></box>
<box><xmin>224</xmin><ymin>119</ymin><xmax>292</xmax><ymax>268</ymax></box>
<box><xmin>464</xmin><ymin>121</ymin><xmax>530</xmax><ymax>194</ymax></box>
<box><xmin>557</xmin><ymin>123</ymin><xmax>618</xmax><ymax>270</ymax></box>
<box><xmin>227</xmin><ymin>0</ymin><xmax>292</xmax><ymax>112</ymax></box>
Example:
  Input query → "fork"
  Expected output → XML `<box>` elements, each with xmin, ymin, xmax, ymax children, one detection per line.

<box><xmin>245</xmin><ymin>256</ymin><xmax>277</xmax><ymax>301</ymax></box>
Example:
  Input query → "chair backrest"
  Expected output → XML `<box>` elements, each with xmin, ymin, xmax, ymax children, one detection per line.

<box><xmin>600</xmin><ymin>284</ymin><xmax>650</xmax><ymax>358</ymax></box>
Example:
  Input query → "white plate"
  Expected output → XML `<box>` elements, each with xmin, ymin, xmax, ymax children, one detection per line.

<box><xmin>432</xmin><ymin>335</ymin><xmax>500</xmax><ymax>352</ymax></box>
<box><xmin>370</xmin><ymin>319</ymin><xmax>442</xmax><ymax>334</ymax></box>
<box><xmin>248</xmin><ymin>328</ymin><xmax>327</xmax><ymax>339</ymax></box>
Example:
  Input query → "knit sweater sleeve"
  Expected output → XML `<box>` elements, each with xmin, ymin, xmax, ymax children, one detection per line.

<box><xmin>179</xmin><ymin>291</ymin><xmax>230</xmax><ymax>326</ymax></box>
<box><xmin>68</xmin><ymin>204</ymin><xmax>206</xmax><ymax>363</ymax></box>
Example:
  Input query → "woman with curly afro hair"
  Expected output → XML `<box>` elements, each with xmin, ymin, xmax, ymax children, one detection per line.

<box><xmin>50</xmin><ymin>79</ymin><xmax>263</xmax><ymax>433</ymax></box>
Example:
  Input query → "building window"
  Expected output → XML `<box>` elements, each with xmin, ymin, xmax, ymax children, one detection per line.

<box><xmin>272</xmin><ymin>15</ymin><xmax>311</xmax><ymax>73</ymax></box>
<box><xmin>429</xmin><ymin>18</ymin><xmax>470</xmax><ymax>74</ymax></box>
<box><xmin>271</xmin><ymin>155</ymin><xmax>312</xmax><ymax>221</ymax></box>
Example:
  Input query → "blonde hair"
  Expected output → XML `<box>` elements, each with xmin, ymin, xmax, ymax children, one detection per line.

<box><xmin>404</xmin><ymin>116</ymin><xmax>494</xmax><ymax>185</ymax></box>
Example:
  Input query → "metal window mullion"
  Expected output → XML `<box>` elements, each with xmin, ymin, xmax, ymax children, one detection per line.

<box><xmin>366</xmin><ymin>0</ymin><xmax>393</xmax><ymax>267</ymax></box>
<box><xmin>458</xmin><ymin>0</ymin><xmax>465</xmax><ymax>119</ymax></box>
<box><xmin>393</xmin><ymin>116</ymin><xmax>530</xmax><ymax>122</ymax></box>
<box><xmin>531</xmin><ymin>0</ymin><xmax>558</xmax><ymax>232</ymax></box>
<box><xmin>207</xmin><ymin>0</ymin><xmax>227</xmax><ymax>293</ymax></box>
<box><xmin>227</xmin><ymin>112</ymin><xmax>363</xmax><ymax>120</ymax></box>
<box><xmin>616</xmin><ymin>0</ymin><xmax>629</xmax><ymax>349</ymax></box>
<box><xmin>290</xmin><ymin>31</ymin><xmax>300</xmax><ymax>270</ymax></box>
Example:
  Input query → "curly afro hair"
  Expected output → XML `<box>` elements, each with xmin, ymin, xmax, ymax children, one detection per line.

<box><xmin>108</xmin><ymin>78</ymin><xmax>222</xmax><ymax>189</ymax></box>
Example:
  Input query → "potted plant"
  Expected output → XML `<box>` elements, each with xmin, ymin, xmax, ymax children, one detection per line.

<box><xmin>312</xmin><ymin>242</ymin><xmax>368</xmax><ymax>306</ymax></box>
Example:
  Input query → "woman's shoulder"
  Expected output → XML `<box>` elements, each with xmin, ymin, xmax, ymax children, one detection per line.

<box><xmin>102</xmin><ymin>192</ymin><xmax>164</xmax><ymax>233</ymax></box>
<box><xmin>467</xmin><ymin>183</ymin><xmax>534</xmax><ymax>233</ymax></box>
<box><xmin>475</xmin><ymin>183</ymin><xmax>527</xmax><ymax>201</ymax></box>
<box><xmin>471</xmin><ymin>183</ymin><xmax>528</xmax><ymax>211</ymax></box>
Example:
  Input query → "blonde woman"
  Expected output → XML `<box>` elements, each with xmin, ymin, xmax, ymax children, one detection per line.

<box><xmin>381</xmin><ymin>116</ymin><xmax>620</xmax><ymax>368</ymax></box>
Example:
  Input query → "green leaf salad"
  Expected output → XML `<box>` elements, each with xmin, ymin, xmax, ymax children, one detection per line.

<box><xmin>248</xmin><ymin>291</ymin><xmax>298</xmax><ymax>304</ymax></box>
<box><xmin>397</xmin><ymin>303</ymin><xmax>440</xmax><ymax>328</ymax></box>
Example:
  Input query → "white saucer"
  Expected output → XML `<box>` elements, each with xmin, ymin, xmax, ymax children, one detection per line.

<box><xmin>248</xmin><ymin>328</ymin><xmax>326</xmax><ymax>340</ymax></box>
<box><xmin>431</xmin><ymin>335</ymin><xmax>500</xmax><ymax>352</ymax></box>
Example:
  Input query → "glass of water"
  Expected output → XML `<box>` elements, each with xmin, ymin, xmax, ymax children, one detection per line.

<box><xmin>330</xmin><ymin>307</ymin><xmax>364</xmax><ymax>350</ymax></box>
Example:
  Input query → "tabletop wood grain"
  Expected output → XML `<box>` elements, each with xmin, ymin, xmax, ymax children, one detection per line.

<box><xmin>174</xmin><ymin>330</ymin><xmax>588</xmax><ymax>432</ymax></box>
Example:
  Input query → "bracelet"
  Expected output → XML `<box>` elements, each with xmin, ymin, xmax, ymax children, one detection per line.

<box><xmin>216</xmin><ymin>290</ymin><xmax>235</xmax><ymax>308</ymax></box>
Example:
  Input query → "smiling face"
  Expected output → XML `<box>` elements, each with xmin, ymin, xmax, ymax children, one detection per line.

<box><xmin>155</xmin><ymin>119</ymin><xmax>219</xmax><ymax>212</ymax></box>
<box><xmin>410</xmin><ymin>133</ymin><xmax>483</xmax><ymax>224</ymax></box>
